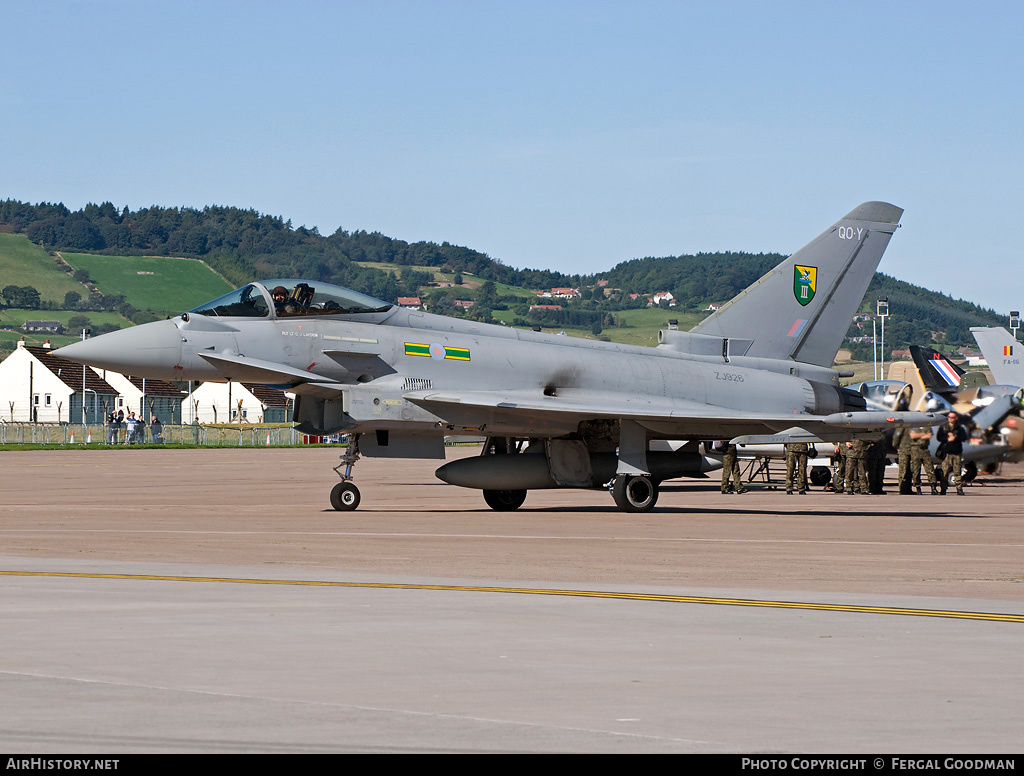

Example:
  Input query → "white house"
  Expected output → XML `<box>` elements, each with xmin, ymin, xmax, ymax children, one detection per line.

<box><xmin>0</xmin><ymin>340</ymin><xmax>118</xmax><ymax>423</ymax></box>
<box><xmin>648</xmin><ymin>291</ymin><xmax>676</xmax><ymax>307</ymax></box>
<box><xmin>186</xmin><ymin>381</ymin><xmax>292</xmax><ymax>424</ymax></box>
<box><xmin>91</xmin><ymin>369</ymin><xmax>185</xmax><ymax>423</ymax></box>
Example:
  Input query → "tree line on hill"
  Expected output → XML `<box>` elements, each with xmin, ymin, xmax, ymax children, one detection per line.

<box><xmin>0</xmin><ymin>198</ymin><xmax>1005</xmax><ymax>352</ymax></box>
<box><xmin>0</xmin><ymin>199</ymin><xmax>575</xmax><ymax>298</ymax></box>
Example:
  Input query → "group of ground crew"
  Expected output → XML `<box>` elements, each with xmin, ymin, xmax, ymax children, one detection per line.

<box><xmin>719</xmin><ymin>411</ymin><xmax>970</xmax><ymax>496</ymax></box>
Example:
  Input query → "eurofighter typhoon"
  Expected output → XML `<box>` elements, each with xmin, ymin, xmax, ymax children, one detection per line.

<box><xmin>55</xmin><ymin>202</ymin><xmax>939</xmax><ymax>511</ymax></box>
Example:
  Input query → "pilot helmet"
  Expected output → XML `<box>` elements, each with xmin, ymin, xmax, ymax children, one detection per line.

<box><xmin>272</xmin><ymin>286</ymin><xmax>288</xmax><ymax>298</ymax></box>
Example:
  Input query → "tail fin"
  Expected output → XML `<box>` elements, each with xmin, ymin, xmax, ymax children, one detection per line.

<box><xmin>971</xmin><ymin>327</ymin><xmax>1024</xmax><ymax>387</ymax></box>
<box><xmin>909</xmin><ymin>345</ymin><xmax>965</xmax><ymax>392</ymax></box>
<box><xmin>691</xmin><ymin>202</ymin><xmax>903</xmax><ymax>366</ymax></box>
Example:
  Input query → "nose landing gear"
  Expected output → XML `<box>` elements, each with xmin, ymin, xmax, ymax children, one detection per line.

<box><xmin>330</xmin><ymin>434</ymin><xmax>362</xmax><ymax>511</ymax></box>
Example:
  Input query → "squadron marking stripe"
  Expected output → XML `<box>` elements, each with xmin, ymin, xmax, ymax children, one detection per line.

<box><xmin>404</xmin><ymin>342</ymin><xmax>471</xmax><ymax>361</ymax></box>
<box><xmin>404</xmin><ymin>342</ymin><xmax>431</xmax><ymax>356</ymax></box>
<box><xmin>3</xmin><ymin>571</ymin><xmax>1022</xmax><ymax>623</ymax></box>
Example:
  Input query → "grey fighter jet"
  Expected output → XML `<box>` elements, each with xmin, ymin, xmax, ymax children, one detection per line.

<box><xmin>972</xmin><ymin>327</ymin><xmax>1024</xmax><ymax>388</ymax></box>
<box><xmin>55</xmin><ymin>202</ymin><xmax>939</xmax><ymax>512</ymax></box>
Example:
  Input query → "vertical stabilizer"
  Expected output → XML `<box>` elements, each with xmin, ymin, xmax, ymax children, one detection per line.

<box><xmin>971</xmin><ymin>327</ymin><xmax>1024</xmax><ymax>387</ymax></box>
<box><xmin>691</xmin><ymin>202</ymin><xmax>903</xmax><ymax>366</ymax></box>
<box><xmin>909</xmin><ymin>345</ymin><xmax>965</xmax><ymax>392</ymax></box>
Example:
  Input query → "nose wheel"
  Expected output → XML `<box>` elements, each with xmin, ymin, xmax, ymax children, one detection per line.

<box><xmin>330</xmin><ymin>434</ymin><xmax>362</xmax><ymax>511</ymax></box>
<box><xmin>330</xmin><ymin>481</ymin><xmax>361</xmax><ymax>511</ymax></box>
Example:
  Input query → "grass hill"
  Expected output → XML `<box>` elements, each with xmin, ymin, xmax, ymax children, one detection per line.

<box><xmin>0</xmin><ymin>232</ymin><xmax>233</xmax><ymax>358</ymax></box>
<box><xmin>60</xmin><ymin>252</ymin><xmax>232</xmax><ymax>315</ymax></box>
<box><xmin>0</xmin><ymin>233</ymin><xmax>85</xmax><ymax>302</ymax></box>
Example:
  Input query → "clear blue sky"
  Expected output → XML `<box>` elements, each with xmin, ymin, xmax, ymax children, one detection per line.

<box><xmin>3</xmin><ymin>0</ymin><xmax>1021</xmax><ymax>317</ymax></box>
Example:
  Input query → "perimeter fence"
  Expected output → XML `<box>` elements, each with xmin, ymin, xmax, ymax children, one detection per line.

<box><xmin>0</xmin><ymin>423</ymin><xmax>483</xmax><ymax>448</ymax></box>
<box><xmin>0</xmin><ymin>422</ymin><xmax>312</xmax><ymax>447</ymax></box>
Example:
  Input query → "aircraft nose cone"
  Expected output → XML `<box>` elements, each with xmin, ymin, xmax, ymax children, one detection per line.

<box><xmin>54</xmin><ymin>319</ymin><xmax>182</xmax><ymax>379</ymax></box>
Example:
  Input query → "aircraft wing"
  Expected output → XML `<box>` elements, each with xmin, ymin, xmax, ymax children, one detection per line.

<box><xmin>969</xmin><ymin>394</ymin><xmax>1019</xmax><ymax>432</ymax></box>
<box><xmin>403</xmin><ymin>388</ymin><xmax>939</xmax><ymax>439</ymax></box>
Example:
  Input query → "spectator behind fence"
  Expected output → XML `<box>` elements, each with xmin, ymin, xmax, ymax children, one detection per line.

<box><xmin>123</xmin><ymin>412</ymin><xmax>138</xmax><ymax>445</ymax></box>
<box><xmin>150</xmin><ymin>416</ymin><xmax>164</xmax><ymax>444</ymax></box>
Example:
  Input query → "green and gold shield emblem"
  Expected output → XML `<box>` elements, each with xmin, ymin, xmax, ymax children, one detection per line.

<box><xmin>793</xmin><ymin>265</ymin><xmax>816</xmax><ymax>306</ymax></box>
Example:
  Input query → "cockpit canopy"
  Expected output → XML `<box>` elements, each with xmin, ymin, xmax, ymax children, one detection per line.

<box><xmin>188</xmin><ymin>279</ymin><xmax>393</xmax><ymax>319</ymax></box>
<box><xmin>851</xmin><ymin>380</ymin><xmax>915</xmax><ymax>412</ymax></box>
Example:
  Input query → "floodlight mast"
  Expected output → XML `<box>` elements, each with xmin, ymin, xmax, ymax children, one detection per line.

<box><xmin>877</xmin><ymin>298</ymin><xmax>889</xmax><ymax>379</ymax></box>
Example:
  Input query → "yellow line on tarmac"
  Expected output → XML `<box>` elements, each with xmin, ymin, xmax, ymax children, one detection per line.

<box><xmin>3</xmin><ymin>570</ymin><xmax>1023</xmax><ymax>623</ymax></box>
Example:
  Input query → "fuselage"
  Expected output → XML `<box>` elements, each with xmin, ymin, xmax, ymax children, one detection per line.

<box><xmin>53</xmin><ymin>279</ymin><xmax>855</xmax><ymax>440</ymax></box>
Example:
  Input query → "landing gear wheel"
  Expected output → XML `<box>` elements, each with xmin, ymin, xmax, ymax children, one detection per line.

<box><xmin>611</xmin><ymin>474</ymin><xmax>659</xmax><ymax>513</ymax></box>
<box><xmin>330</xmin><ymin>481</ymin><xmax>361</xmax><ymax>511</ymax></box>
<box><xmin>963</xmin><ymin>461</ymin><xmax>978</xmax><ymax>483</ymax></box>
<box><xmin>809</xmin><ymin>466</ymin><xmax>832</xmax><ymax>487</ymax></box>
<box><xmin>483</xmin><ymin>489</ymin><xmax>527</xmax><ymax>511</ymax></box>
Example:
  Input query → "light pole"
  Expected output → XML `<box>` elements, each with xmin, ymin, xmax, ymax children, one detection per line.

<box><xmin>877</xmin><ymin>298</ymin><xmax>889</xmax><ymax>379</ymax></box>
<box><xmin>871</xmin><ymin>317</ymin><xmax>878</xmax><ymax>380</ymax></box>
<box><xmin>80</xmin><ymin>328</ymin><xmax>91</xmax><ymax>424</ymax></box>
<box><xmin>1010</xmin><ymin>311</ymin><xmax>1020</xmax><ymax>341</ymax></box>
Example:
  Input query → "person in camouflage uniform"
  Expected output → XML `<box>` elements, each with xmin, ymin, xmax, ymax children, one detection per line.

<box><xmin>894</xmin><ymin>427</ymin><xmax>915</xmax><ymax>494</ymax></box>
<box><xmin>784</xmin><ymin>442</ymin><xmax>808</xmax><ymax>494</ymax></box>
<box><xmin>909</xmin><ymin>426</ymin><xmax>938</xmax><ymax>494</ymax></box>
<box><xmin>844</xmin><ymin>439</ymin><xmax>869</xmax><ymax>495</ymax></box>
<box><xmin>866</xmin><ymin>436</ymin><xmax>888</xmax><ymax>494</ymax></box>
<box><xmin>832</xmin><ymin>441</ymin><xmax>848</xmax><ymax>494</ymax></box>
<box><xmin>719</xmin><ymin>441</ymin><xmax>747</xmax><ymax>494</ymax></box>
<box><xmin>937</xmin><ymin>412</ymin><xmax>968</xmax><ymax>496</ymax></box>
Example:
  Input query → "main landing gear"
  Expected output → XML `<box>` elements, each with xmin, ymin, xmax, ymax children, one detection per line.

<box><xmin>610</xmin><ymin>474</ymin><xmax>659</xmax><ymax>512</ymax></box>
<box><xmin>482</xmin><ymin>489</ymin><xmax>528</xmax><ymax>511</ymax></box>
<box><xmin>330</xmin><ymin>434</ymin><xmax>362</xmax><ymax>511</ymax></box>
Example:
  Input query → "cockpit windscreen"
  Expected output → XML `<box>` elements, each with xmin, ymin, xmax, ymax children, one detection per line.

<box><xmin>189</xmin><ymin>284</ymin><xmax>270</xmax><ymax>318</ymax></box>
<box><xmin>189</xmin><ymin>279</ymin><xmax>393</xmax><ymax>318</ymax></box>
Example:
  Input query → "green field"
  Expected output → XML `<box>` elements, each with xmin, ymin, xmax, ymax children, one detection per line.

<box><xmin>60</xmin><ymin>253</ymin><xmax>232</xmax><ymax>314</ymax></box>
<box><xmin>354</xmin><ymin>261</ymin><xmax>449</xmax><ymax>282</ymax></box>
<box><xmin>353</xmin><ymin>262</ymin><xmax>540</xmax><ymax>300</ymax></box>
<box><xmin>0</xmin><ymin>234</ymin><xmax>87</xmax><ymax>302</ymax></box>
<box><xmin>489</xmin><ymin>306</ymin><xmax>706</xmax><ymax>348</ymax></box>
<box><xmin>488</xmin><ymin>307</ymin><xmax>689</xmax><ymax>348</ymax></box>
<box><xmin>0</xmin><ymin>309</ymin><xmax>128</xmax><ymax>329</ymax></box>
<box><xmin>0</xmin><ymin>329</ymin><xmax>80</xmax><ymax>357</ymax></box>
<box><xmin>453</xmin><ymin>272</ymin><xmax>539</xmax><ymax>299</ymax></box>
<box><xmin>0</xmin><ymin>309</ymin><xmax>132</xmax><ymax>359</ymax></box>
